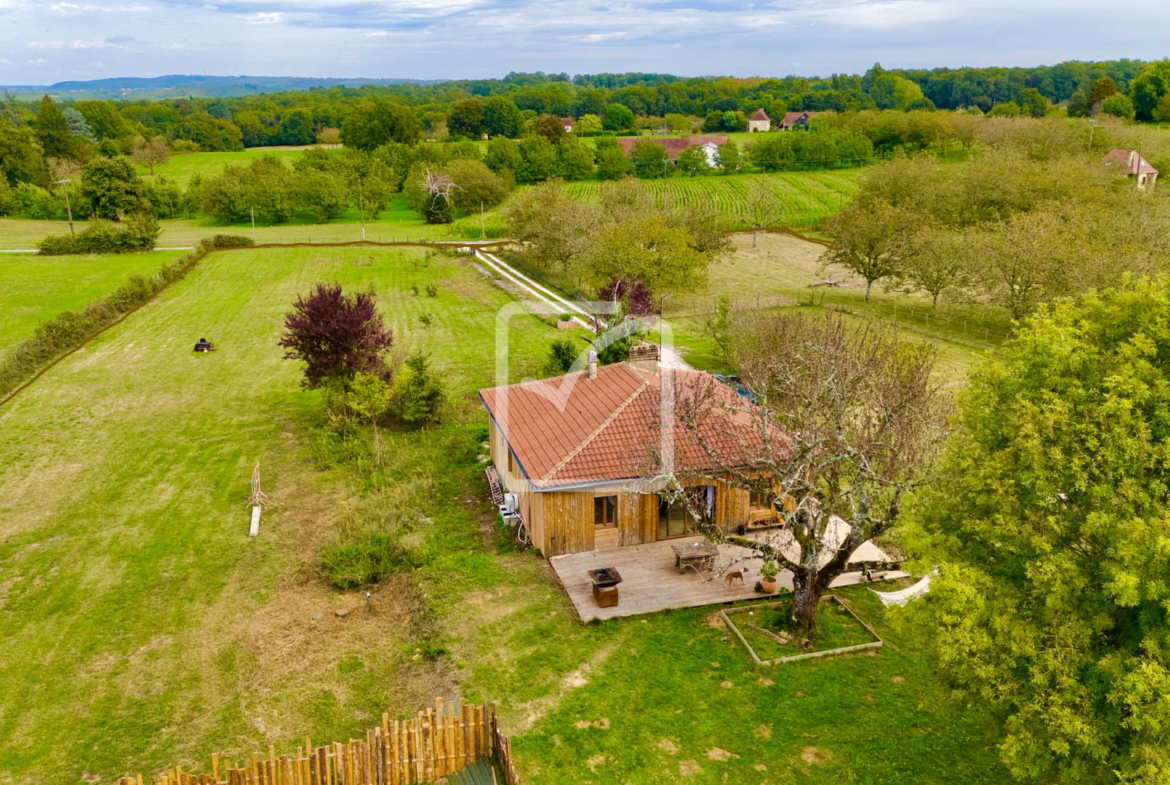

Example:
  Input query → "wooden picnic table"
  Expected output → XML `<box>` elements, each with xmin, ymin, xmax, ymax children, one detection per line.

<box><xmin>671</xmin><ymin>541</ymin><xmax>719</xmax><ymax>573</ymax></box>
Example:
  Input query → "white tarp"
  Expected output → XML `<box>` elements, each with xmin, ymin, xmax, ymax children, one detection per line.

<box><xmin>750</xmin><ymin>516</ymin><xmax>897</xmax><ymax>569</ymax></box>
<box><xmin>870</xmin><ymin>573</ymin><xmax>932</xmax><ymax>607</ymax></box>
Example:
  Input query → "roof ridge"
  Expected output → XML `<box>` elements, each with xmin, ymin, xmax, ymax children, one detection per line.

<box><xmin>540</xmin><ymin>377</ymin><xmax>651</xmax><ymax>484</ymax></box>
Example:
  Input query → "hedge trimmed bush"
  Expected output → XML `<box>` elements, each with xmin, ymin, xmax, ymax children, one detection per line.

<box><xmin>202</xmin><ymin>234</ymin><xmax>255</xmax><ymax>249</ymax></box>
<box><xmin>36</xmin><ymin>214</ymin><xmax>161</xmax><ymax>256</ymax></box>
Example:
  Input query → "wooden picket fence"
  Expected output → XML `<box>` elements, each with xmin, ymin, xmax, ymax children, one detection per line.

<box><xmin>117</xmin><ymin>699</ymin><xmax>520</xmax><ymax>785</ymax></box>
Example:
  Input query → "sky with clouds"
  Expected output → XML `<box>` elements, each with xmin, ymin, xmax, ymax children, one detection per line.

<box><xmin>0</xmin><ymin>0</ymin><xmax>1167</xmax><ymax>85</ymax></box>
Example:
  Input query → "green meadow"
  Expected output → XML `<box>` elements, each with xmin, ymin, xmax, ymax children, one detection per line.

<box><xmin>0</xmin><ymin>250</ymin><xmax>183</xmax><ymax>357</ymax></box>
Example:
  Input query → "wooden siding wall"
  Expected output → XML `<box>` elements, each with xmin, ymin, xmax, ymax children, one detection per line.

<box><xmin>488</xmin><ymin>418</ymin><xmax>543</xmax><ymax>550</ymax></box>
<box><xmin>618</xmin><ymin>493</ymin><xmax>659</xmax><ymax>546</ymax></box>
<box><xmin>539</xmin><ymin>492</ymin><xmax>595</xmax><ymax>556</ymax></box>
<box><xmin>486</xmin><ymin>415</ymin><xmax>756</xmax><ymax>557</ymax></box>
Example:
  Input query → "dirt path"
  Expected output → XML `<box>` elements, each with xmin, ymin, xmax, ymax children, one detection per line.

<box><xmin>473</xmin><ymin>250</ymin><xmax>695</xmax><ymax>370</ymax></box>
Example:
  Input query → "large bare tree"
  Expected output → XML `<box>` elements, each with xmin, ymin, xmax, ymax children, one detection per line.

<box><xmin>670</xmin><ymin>312</ymin><xmax>950</xmax><ymax>632</ymax></box>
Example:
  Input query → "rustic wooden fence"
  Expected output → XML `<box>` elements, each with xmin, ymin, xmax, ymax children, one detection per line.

<box><xmin>117</xmin><ymin>699</ymin><xmax>520</xmax><ymax>785</ymax></box>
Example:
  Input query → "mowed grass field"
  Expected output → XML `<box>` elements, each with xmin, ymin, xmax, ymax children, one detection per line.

<box><xmin>135</xmin><ymin>146</ymin><xmax>320</xmax><ymax>186</ymax></box>
<box><xmin>0</xmin><ymin>250</ymin><xmax>181</xmax><ymax>357</ymax></box>
<box><xmin>0</xmin><ymin>245</ymin><xmax>562</xmax><ymax>784</ymax></box>
<box><xmin>565</xmin><ymin>171</ymin><xmax>862</xmax><ymax>229</ymax></box>
<box><xmin>0</xmin><ymin>195</ymin><xmax>454</xmax><ymax>250</ymax></box>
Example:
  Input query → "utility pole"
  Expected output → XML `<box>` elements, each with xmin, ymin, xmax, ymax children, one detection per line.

<box><xmin>54</xmin><ymin>179</ymin><xmax>74</xmax><ymax>236</ymax></box>
<box><xmin>358</xmin><ymin>178</ymin><xmax>366</xmax><ymax>241</ymax></box>
<box><xmin>480</xmin><ymin>201</ymin><xmax>485</xmax><ymax>239</ymax></box>
<box><xmin>250</xmin><ymin>206</ymin><xmax>255</xmax><ymax>241</ymax></box>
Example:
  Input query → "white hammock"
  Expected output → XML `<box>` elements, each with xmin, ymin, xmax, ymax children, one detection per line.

<box><xmin>870</xmin><ymin>573</ymin><xmax>932</xmax><ymax>607</ymax></box>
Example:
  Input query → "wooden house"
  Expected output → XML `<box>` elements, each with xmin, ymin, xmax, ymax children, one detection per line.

<box><xmin>479</xmin><ymin>352</ymin><xmax>782</xmax><ymax>557</ymax></box>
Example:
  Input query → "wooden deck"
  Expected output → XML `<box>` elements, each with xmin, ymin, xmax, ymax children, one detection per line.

<box><xmin>549</xmin><ymin>535</ymin><xmax>909</xmax><ymax>622</ymax></box>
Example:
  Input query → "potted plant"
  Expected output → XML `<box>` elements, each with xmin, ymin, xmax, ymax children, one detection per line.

<box><xmin>759</xmin><ymin>561</ymin><xmax>779</xmax><ymax>593</ymax></box>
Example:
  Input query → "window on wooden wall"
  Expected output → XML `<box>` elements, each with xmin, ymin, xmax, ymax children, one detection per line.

<box><xmin>507</xmin><ymin>450</ymin><xmax>515</xmax><ymax>475</ymax></box>
<box><xmin>594</xmin><ymin>495</ymin><xmax>617</xmax><ymax>528</ymax></box>
<box><xmin>750</xmin><ymin>491</ymin><xmax>770</xmax><ymax>510</ymax></box>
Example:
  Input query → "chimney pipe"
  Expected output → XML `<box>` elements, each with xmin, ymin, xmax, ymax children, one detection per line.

<box><xmin>587</xmin><ymin>350</ymin><xmax>598</xmax><ymax>380</ymax></box>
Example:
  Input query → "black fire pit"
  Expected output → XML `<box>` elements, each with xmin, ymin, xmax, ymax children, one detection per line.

<box><xmin>587</xmin><ymin>567</ymin><xmax>623</xmax><ymax>608</ymax></box>
<box><xmin>588</xmin><ymin>567</ymin><xmax>623</xmax><ymax>587</ymax></box>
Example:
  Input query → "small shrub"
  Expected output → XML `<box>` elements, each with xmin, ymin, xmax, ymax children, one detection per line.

<box><xmin>410</xmin><ymin>283</ymin><xmax>420</xmax><ymax>296</ymax></box>
<box><xmin>545</xmin><ymin>340</ymin><xmax>578</xmax><ymax>376</ymax></box>
<box><xmin>418</xmin><ymin>312</ymin><xmax>433</xmax><ymax>328</ymax></box>
<box><xmin>390</xmin><ymin>352</ymin><xmax>445</xmax><ymax>425</ymax></box>
<box><xmin>318</xmin><ymin>533</ymin><xmax>407</xmax><ymax>591</ymax></box>
<box><xmin>424</xmin><ymin>283</ymin><xmax>438</xmax><ymax>297</ymax></box>
<box><xmin>36</xmin><ymin>214</ymin><xmax>160</xmax><ymax>255</ymax></box>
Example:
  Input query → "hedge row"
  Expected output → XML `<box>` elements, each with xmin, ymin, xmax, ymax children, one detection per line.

<box><xmin>37</xmin><ymin>215</ymin><xmax>162</xmax><ymax>255</ymax></box>
<box><xmin>0</xmin><ymin>235</ymin><xmax>254</xmax><ymax>400</ymax></box>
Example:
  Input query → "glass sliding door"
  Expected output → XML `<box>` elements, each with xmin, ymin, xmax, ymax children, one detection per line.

<box><xmin>657</xmin><ymin>486</ymin><xmax>715</xmax><ymax>539</ymax></box>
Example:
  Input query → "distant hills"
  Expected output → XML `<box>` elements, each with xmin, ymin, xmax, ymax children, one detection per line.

<box><xmin>0</xmin><ymin>74</ymin><xmax>443</xmax><ymax>100</ymax></box>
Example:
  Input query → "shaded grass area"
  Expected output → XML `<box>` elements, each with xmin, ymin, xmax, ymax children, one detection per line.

<box><xmin>729</xmin><ymin>598</ymin><xmax>877</xmax><ymax>661</ymax></box>
<box><xmin>0</xmin><ymin>245</ymin><xmax>559</xmax><ymax>784</ymax></box>
<box><xmin>0</xmin><ymin>250</ymin><xmax>181</xmax><ymax>356</ymax></box>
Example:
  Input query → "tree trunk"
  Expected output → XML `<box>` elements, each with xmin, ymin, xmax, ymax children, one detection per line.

<box><xmin>753</xmin><ymin>230</ymin><xmax>759</xmax><ymax>248</ymax></box>
<box><xmin>791</xmin><ymin>578</ymin><xmax>821</xmax><ymax>634</ymax></box>
<box><xmin>865</xmin><ymin>279</ymin><xmax>873</xmax><ymax>301</ymax></box>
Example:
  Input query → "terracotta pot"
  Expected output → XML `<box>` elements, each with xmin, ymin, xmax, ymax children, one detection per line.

<box><xmin>760</xmin><ymin>577</ymin><xmax>779</xmax><ymax>593</ymax></box>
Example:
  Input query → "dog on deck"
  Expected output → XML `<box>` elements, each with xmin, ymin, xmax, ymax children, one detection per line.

<box><xmin>724</xmin><ymin>566</ymin><xmax>750</xmax><ymax>585</ymax></box>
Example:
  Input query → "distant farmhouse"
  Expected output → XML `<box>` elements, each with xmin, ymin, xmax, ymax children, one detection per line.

<box><xmin>560</xmin><ymin>117</ymin><xmax>574</xmax><ymax>134</ymax></box>
<box><xmin>1103</xmin><ymin>149</ymin><xmax>1158</xmax><ymax>189</ymax></box>
<box><xmin>617</xmin><ymin>135</ymin><xmax>728</xmax><ymax>167</ymax></box>
<box><xmin>779</xmin><ymin>111</ymin><xmax>817</xmax><ymax>130</ymax></box>
<box><xmin>747</xmin><ymin>108</ymin><xmax>771</xmax><ymax>132</ymax></box>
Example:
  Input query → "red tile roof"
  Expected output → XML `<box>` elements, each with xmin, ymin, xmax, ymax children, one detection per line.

<box><xmin>750</xmin><ymin>108</ymin><xmax>770</xmax><ymax>121</ymax></box>
<box><xmin>480</xmin><ymin>363</ymin><xmax>785</xmax><ymax>488</ymax></box>
<box><xmin>616</xmin><ymin>135</ymin><xmax>728</xmax><ymax>162</ymax></box>
<box><xmin>782</xmin><ymin>111</ymin><xmax>813</xmax><ymax>127</ymax></box>
<box><xmin>1103</xmin><ymin>148</ymin><xmax>1158</xmax><ymax>175</ymax></box>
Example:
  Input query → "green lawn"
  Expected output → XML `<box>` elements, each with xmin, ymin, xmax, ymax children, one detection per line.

<box><xmin>0</xmin><ymin>250</ymin><xmax>182</xmax><ymax>358</ymax></box>
<box><xmin>661</xmin><ymin>232</ymin><xmax>1009</xmax><ymax>383</ymax></box>
<box><xmin>565</xmin><ymin>170</ymin><xmax>862</xmax><ymax>229</ymax></box>
<box><xmin>462</xmin><ymin>582</ymin><xmax>1007</xmax><ymax>784</ymax></box>
<box><xmin>136</xmin><ymin>146</ymin><xmax>321</xmax><ymax>187</ymax></box>
<box><xmin>0</xmin><ymin>194</ymin><xmax>456</xmax><ymax>250</ymax></box>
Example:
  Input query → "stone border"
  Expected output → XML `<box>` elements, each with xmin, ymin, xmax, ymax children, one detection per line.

<box><xmin>720</xmin><ymin>595</ymin><xmax>882</xmax><ymax>665</ymax></box>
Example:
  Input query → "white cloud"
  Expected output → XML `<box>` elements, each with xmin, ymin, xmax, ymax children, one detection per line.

<box><xmin>25</xmin><ymin>58</ymin><xmax>48</xmax><ymax>66</ymax></box>
<box><xmin>251</xmin><ymin>11</ymin><xmax>281</xmax><ymax>22</ymax></box>
<box><xmin>28</xmin><ymin>38</ymin><xmax>128</xmax><ymax>50</ymax></box>
<box><xmin>50</xmin><ymin>2</ymin><xmax>150</xmax><ymax>12</ymax></box>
